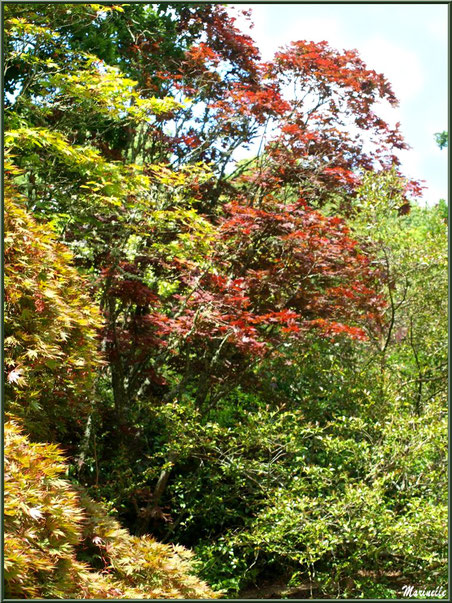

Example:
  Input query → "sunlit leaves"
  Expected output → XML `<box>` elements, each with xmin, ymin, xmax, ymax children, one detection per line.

<box><xmin>4</xmin><ymin>420</ymin><xmax>218</xmax><ymax>599</ymax></box>
<box><xmin>47</xmin><ymin>57</ymin><xmax>185</xmax><ymax>122</ymax></box>
<box><xmin>4</xmin><ymin>177</ymin><xmax>104</xmax><ymax>443</ymax></box>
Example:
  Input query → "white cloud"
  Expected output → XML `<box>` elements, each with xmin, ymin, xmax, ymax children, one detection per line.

<box><xmin>398</xmin><ymin>148</ymin><xmax>423</xmax><ymax>179</ymax></box>
<box><xmin>359</xmin><ymin>37</ymin><xmax>424</xmax><ymax>103</ymax></box>
<box><xmin>232</xmin><ymin>7</ymin><xmax>347</xmax><ymax>60</ymax></box>
<box><xmin>282</xmin><ymin>17</ymin><xmax>345</xmax><ymax>52</ymax></box>
<box><xmin>420</xmin><ymin>180</ymin><xmax>448</xmax><ymax>205</ymax></box>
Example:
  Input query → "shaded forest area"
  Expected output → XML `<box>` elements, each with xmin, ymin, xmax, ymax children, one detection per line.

<box><xmin>4</xmin><ymin>3</ymin><xmax>447</xmax><ymax>599</ymax></box>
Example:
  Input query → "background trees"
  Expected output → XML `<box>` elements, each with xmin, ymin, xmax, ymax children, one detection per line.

<box><xmin>4</xmin><ymin>3</ymin><xmax>447</xmax><ymax>599</ymax></box>
<box><xmin>435</xmin><ymin>131</ymin><xmax>448</xmax><ymax>149</ymax></box>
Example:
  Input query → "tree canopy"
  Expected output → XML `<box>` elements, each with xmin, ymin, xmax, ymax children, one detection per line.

<box><xmin>4</xmin><ymin>3</ymin><xmax>447</xmax><ymax>599</ymax></box>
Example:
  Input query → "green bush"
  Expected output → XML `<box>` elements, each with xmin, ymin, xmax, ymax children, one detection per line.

<box><xmin>192</xmin><ymin>398</ymin><xmax>447</xmax><ymax>598</ymax></box>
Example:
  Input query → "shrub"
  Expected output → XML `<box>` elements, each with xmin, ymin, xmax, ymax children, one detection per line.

<box><xmin>4</xmin><ymin>419</ymin><xmax>218</xmax><ymax>599</ymax></box>
<box><xmin>4</xmin><ymin>172</ymin><xmax>103</xmax><ymax>446</ymax></box>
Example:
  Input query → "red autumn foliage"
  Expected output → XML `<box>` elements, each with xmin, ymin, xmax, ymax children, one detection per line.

<box><xmin>148</xmin><ymin>197</ymin><xmax>385</xmax><ymax>362</ymax></box>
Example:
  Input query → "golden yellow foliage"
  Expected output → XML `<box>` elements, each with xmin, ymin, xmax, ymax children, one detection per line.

<box><xmin>4</xmin><ymin>173</ymin><xmax>104</xmax><ymax>444</ymax></box>
<box><xmin>4</xmin><ymin>420</ymin><xmax>219</xmax><ymax>598</ymax></box>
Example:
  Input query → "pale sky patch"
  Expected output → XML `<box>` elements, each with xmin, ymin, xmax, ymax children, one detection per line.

<box><xmin>359</xmin><ymin>37</ymin><xmax>424</xmax><ymax>103</ymax></box>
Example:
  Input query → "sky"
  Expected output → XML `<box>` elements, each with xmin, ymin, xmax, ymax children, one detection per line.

<box><xmin>227</xmin><ymin>2</ymin><xmax>448</xmax><ymax>204</ymax></box>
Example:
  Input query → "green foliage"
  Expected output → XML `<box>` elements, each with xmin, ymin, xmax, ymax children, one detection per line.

<box><xmin>189</xmin><ymin>393</ymin><xmax>446</xmax><ymax>597</ymax></box>
<box><xmin>4</xmin><ymin>420</ymin><xmax>218</xmax><ymax>599</ymax></box>
<box><xmin>151</xmin><ymin>177</ymin><xmax>447</xmax><ymax>598</ymax></box>
<box><xmin>4</xmin><ymin>3</ymin><xmax>447</xmax><ymax>599</ymax></box>
<box><xmin>435</xmin><ymin>131</ymin><xmax>448</xmax><ymax>149</ymax></box>
<box><xmin>4</xmin><ymin>126</ymin><xmax>151</xmax><ymax>239</ymax></box>
<box><xmin>353</xmin><ymin>169</ymin><xmax>447</xmax><ymax>415</ymax></box>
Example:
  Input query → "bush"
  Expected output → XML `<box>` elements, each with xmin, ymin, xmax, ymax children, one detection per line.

<box><xmin>4</xmin><ymin>419</ymin><xmax>218</xmax><ymax>599</ymax></box>
<box><xmin>4</xmin><ymin>173</ymin><xmax>103</xmax><ymax>446</ymax></box>
<box><xmin>193</xmin><ymin>399</ymin><xmax>447</xmax><ymax>598</ymax></box>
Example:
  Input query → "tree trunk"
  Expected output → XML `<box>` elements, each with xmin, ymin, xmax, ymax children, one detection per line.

<box><xmin>153</xmin><ymin>450</ymin><xmax>179</xmax><ymax>507</ymax></box>
<box><xmin>111</xmin><ymin>358</ymin><xmax>127</xmax><ymax>430</ymax></box>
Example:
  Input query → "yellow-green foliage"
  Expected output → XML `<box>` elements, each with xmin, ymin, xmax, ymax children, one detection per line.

<box><xmin>5</xmin><ymin>419</ymin><xmax>88</xmax><ymax>598</ymax></box>
<box><xmin>78</xmin><ymin>493</ymin><xmax>219</xmax><ymax>599</ymax></box>
<box><xmin>4</xmin><ymin>420</ymin><xmax>219</xmax><ymax>599</ymax></box>
<box><xmin>4</xmin><ymin>171</ymin><xmax>104</xmax><ymax>443</ymax></box>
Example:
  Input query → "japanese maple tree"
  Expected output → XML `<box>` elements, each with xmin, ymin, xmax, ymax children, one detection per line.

<box><xmin>4</xmin><ymin>166</ymin><xmax>103</xmax><ymax>447</ymax></box>
<box><xmin>5</xmin><ymin>2</ymin><xmax>415</xmax><ymax>521</ymax></box>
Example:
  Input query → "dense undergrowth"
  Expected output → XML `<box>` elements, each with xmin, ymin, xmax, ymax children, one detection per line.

<box><xmin>4</xmin><ymin>3</ymin><xmax>447</xmax><ymax>599</ymax></box>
